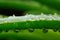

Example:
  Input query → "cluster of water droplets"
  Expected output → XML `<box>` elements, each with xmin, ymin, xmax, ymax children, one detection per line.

<box><xmin>0</xmin><ymin>13</ymin><xmax>60</xmax><ymax>24</ymax></box>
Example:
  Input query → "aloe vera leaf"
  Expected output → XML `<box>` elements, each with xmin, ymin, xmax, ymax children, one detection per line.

<box><xmin>0</xmin><ymin>29</ymin><xmax>60</xmax><ymax>40</ymax></box>
<box><xmin>0</xmin><ymin>20</ymin><xmax>59</xmax><ymax>30</ymax></box>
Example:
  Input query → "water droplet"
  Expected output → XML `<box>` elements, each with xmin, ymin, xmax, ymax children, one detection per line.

<box><xmin>42</xmin><ymin>28</ymin><xmax>48</xmax><ymax>33</ymax></box>
<box><xmin>14</xmin><ymin>29</ymin><xmax>20</xmax><ymax>33</ymax></box>
<box><xmin>5</xmin><ymin>30</ymin><xmax>8</xmax><ymax>32</ymax></box>
<box><xmin>58</xmin><ymin>29</ymin><xmax>60</xmax><ymax>32</ymax></box>
<box><xmin>53</xmin><ymin>29</ymin><xmax>58</xmax><ymax>32</ymax></box>
<box><xmin>13</xmin><ymin>14</ymin><xmax>15</xmax><ymax>17</ymax></box>
<box><xmin>28</xmin><ymin>28</ymin><xmax>34</xmax><ymax>32</ymax></box>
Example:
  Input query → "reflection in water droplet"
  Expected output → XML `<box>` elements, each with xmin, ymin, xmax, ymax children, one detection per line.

<box><xmin>42</xmin><ymin>28</ymin><xmax>48</xmax><ymax>33</ymax></box>
<box><xmin>53</xmin><ymin>29</ymin><xmax>58</xmax><ymax>32</ymax></box>
<box><xmin>14</xmin><ymin>29</ymin><xmax>20</xmax><ymax>33</ymax></box>
<box><xmin>28</xmin><ymin>28</ymin><xmax>34</xmax><ymax>32</ymax></box>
